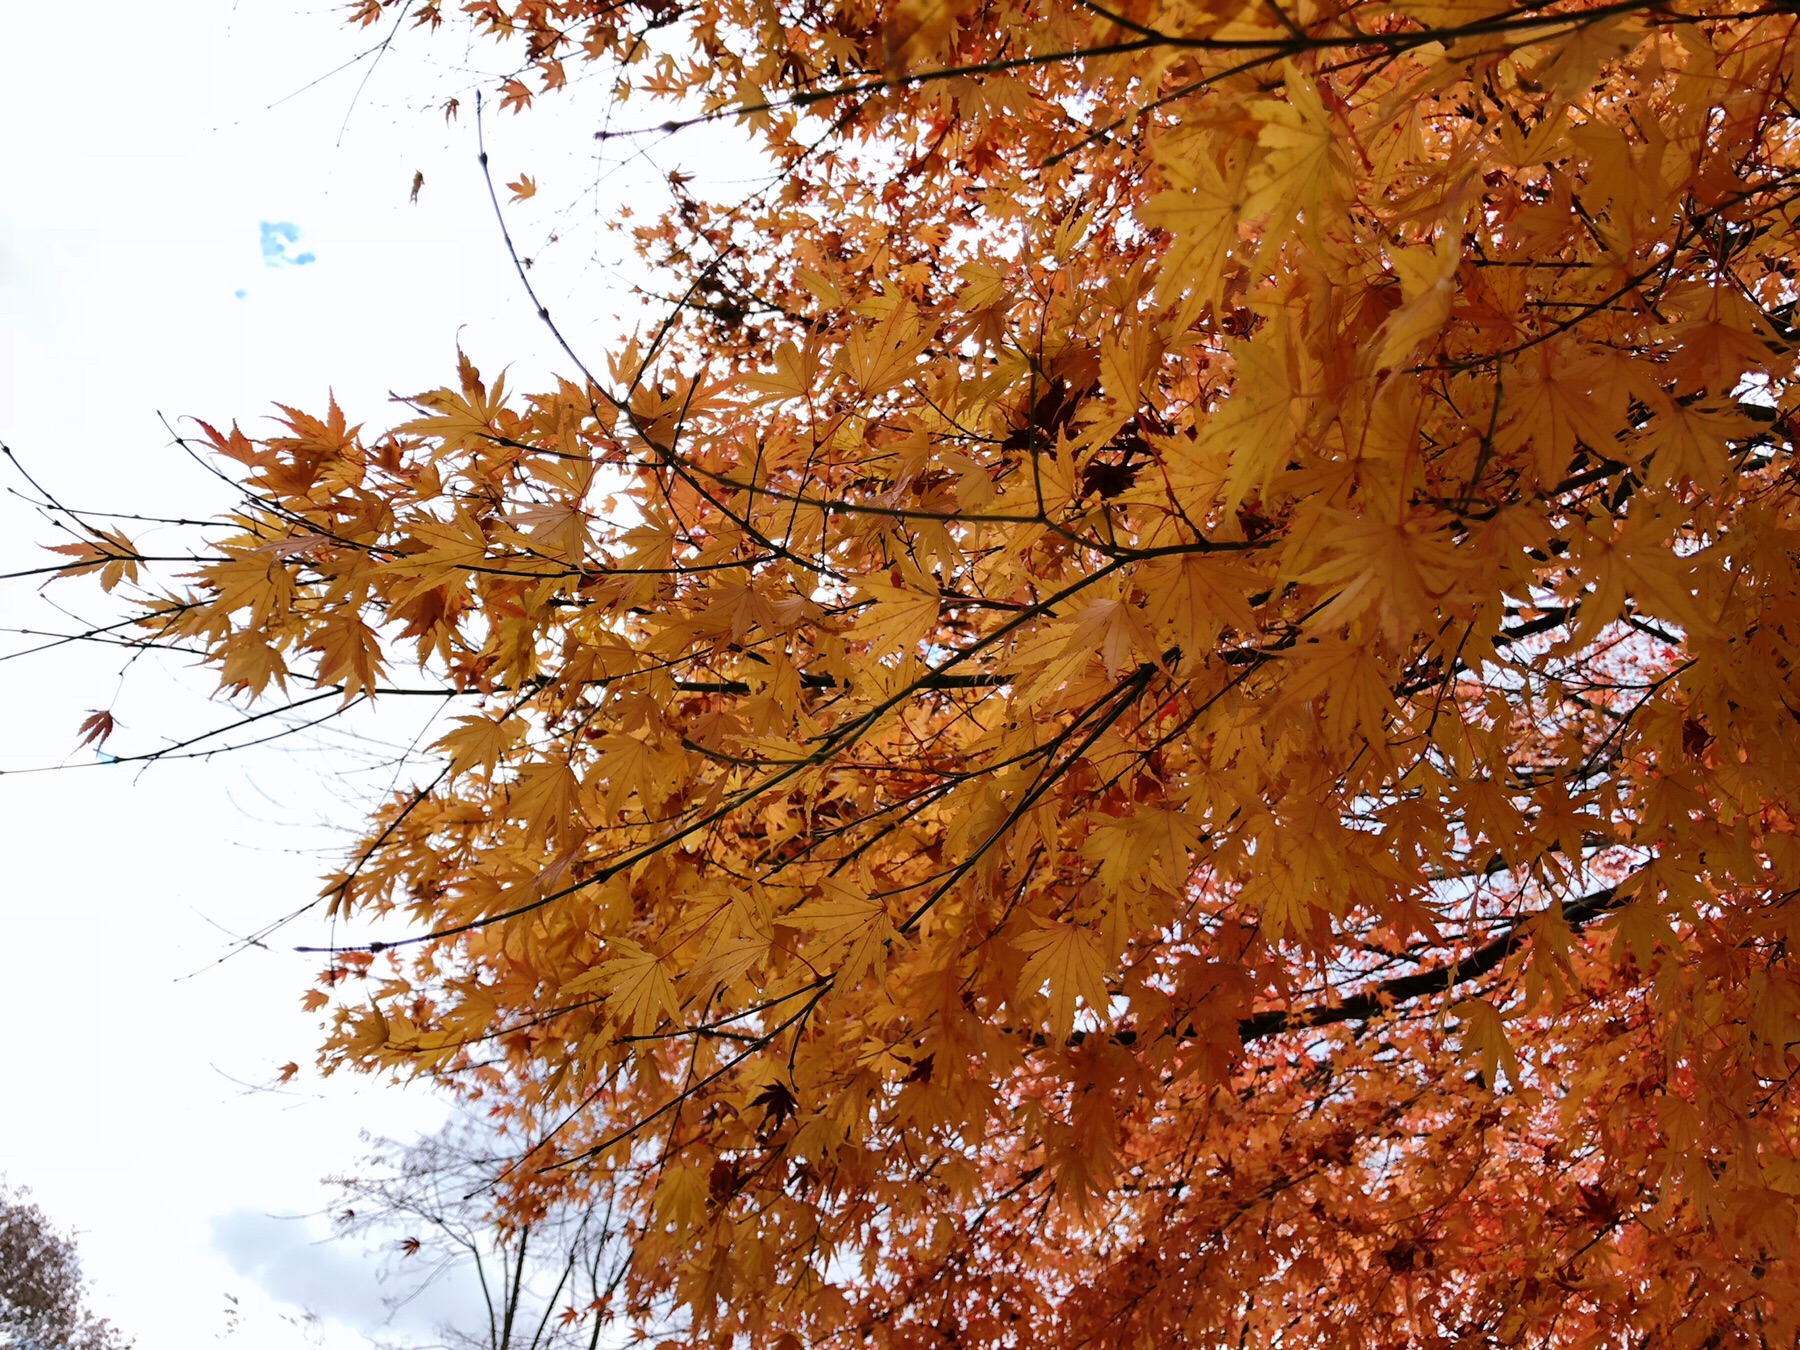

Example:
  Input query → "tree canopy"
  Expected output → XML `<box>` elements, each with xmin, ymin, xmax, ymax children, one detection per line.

<box><xmin>0</xmin><ymin>1183</ymin><xmax>132</xmax><ymax>1350</ymax></box>
<box><xmin>28</xmin><ymin>0</ymin><xmax>1800</xmax><ymax>1342</ymax></box>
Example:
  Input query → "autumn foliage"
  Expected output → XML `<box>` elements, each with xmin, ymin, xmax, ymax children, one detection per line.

<box><xmin>0</xmin><ymin>1182</ymin><xmax>132</xmax><ymax>1350</ymax></box>
<box><xmin>34</xmin><ymin>0</ymin><xmax>1800</xmax><ymax>1341</ymax></box>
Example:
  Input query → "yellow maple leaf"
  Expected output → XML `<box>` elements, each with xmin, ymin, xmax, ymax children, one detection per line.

<box><xmin>1365</xmin><ymin>231</ymin><xmax>1462</xmax><ymax>374</ymax></box>
<box><xmin>1013</xmin><ymin>920</ymin><xmax>1110</xmax><ymax>1040</ymax></box>
<box><xmin>1452</xmin><ymin>997</ymin><xmax>1521</xmax><ymax>1089</ymax></box>
<box><xmin>586</xmin><ymin>937</ymin><xmax>679</xmax><ymax>1037</ymax></box>
<box><xmin>792</xmin><ymin>882</ymin><xmax>897</xmax><ymax>992</ymax></box>
<box><xmin>652</xmin><ymin>1163</ymin><xmax>709</xmax><ymax>1233</ymax></box>
<box><xmin>217</xmin><ymin>635</ymin><xmax>289</xmax><ymax>698</ymax></box>
<box><xmin>433</xmin><ymin>714</ymin><xmax>524</xmax><ymax>779</ymax></box>
<box><xmin>1243</xmin><ymin>67</ymin><xmax>1348</xmax><ymax>230</ymax></box>
<box><xmin>1141</xmin><ymin>146</ymin><xmax>1249</xmax><ymax>309</ymax></box>
<box><xmin>852</xmin><ymin>579</ymin><xmax>940</xmax><ymax>662</ymax></box>
<box><xmin>507</xmin><ymin>760</ymin><xmax>583</xmax><ymax>848</ymax></box>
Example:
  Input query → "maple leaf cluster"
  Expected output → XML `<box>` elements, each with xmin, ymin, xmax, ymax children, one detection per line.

<box><xmin>39</xmin><ymin>0</ymin><xmax>1800</xmax><ymax>1342</ymax></box>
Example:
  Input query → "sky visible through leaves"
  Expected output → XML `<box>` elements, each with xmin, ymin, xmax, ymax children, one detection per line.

<box><xmin>0</xmin><ymin>3</ymin><xmax>673</xmax><ymax>1344</ymax></box>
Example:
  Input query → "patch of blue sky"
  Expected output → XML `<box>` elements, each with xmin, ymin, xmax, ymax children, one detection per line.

<box><xmin>259</xmin><ymin>220</ymin><xmax>316</xmax><ymax>268</ymax></box>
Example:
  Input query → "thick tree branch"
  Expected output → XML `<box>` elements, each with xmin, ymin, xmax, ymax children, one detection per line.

<box><xmin>1237</xmin><ymin>883</ymin><xmax>1628</xmax><ymax>1043</ymax></box>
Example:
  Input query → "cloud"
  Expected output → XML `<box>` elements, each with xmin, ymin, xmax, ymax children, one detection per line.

<box><xmin>211</xmin><ymin>1209</ymin><xmax>485</xmax><ymax>1344</ymax></box>
<box><xmin>259</xmin><ymin>221</ymin><xmax>317</xmax><ymax>268</ymax></box>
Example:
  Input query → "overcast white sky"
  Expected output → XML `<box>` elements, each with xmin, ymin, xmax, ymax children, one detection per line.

<box><xmin>0</xmin><ymin>3</ymin><xmax>706</xmax><ymax>1345</ymax></box>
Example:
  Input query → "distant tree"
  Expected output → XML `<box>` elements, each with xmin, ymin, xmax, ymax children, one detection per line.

<box><xmin>0</xmin><ymin>1183</ymin><xmax>131</xmax><ymax>1350</ymax></box>
<box><xmin>329</xmin><ymin>1118</ymin><xmax>636</xmax><ymax>1350</ymax></box>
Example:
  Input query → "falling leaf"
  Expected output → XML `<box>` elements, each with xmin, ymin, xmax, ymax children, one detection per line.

<box><xmin>75</xmin><ymin>710</ymin><xmax>116</xmax><ymax>749</ymax></box>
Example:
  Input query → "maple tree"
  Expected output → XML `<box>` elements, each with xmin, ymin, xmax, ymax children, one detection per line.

<box><xmin>22</xmin><ymin>0</ymin><xmax>1800</xmax><ymax>1340</ymax></box>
